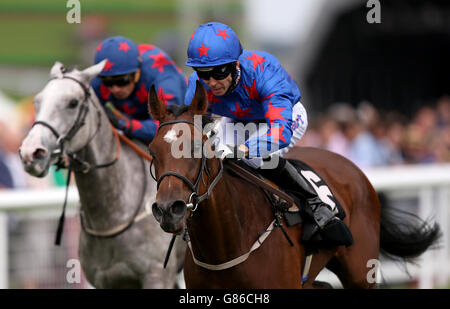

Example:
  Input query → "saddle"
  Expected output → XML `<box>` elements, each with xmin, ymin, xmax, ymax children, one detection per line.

<box><xmin>225</xmin><ymin>159</ymin><xmax>347</xmax><ymax>250</ymax></box>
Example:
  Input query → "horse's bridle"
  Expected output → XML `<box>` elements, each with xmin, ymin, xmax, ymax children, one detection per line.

<box><xmin>31</xmin><ymin>74</ymin><xmax>117</xmax><ymax>173</ymax></box>
<box><xmin>151</xmin><ymin>119</ymin><xmax>224</xmax><ymax>213</ymax></box>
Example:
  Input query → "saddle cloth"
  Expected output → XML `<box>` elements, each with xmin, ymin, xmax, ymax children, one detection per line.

<box><xmin>229</xmin><ymin>158</ymin><xmax>348</xmax><ymax>249</ymax></box>
<box><xmin>285</xmin><ymin>159</ymin><xmax>346</xmax><ymax>222</ymax></box>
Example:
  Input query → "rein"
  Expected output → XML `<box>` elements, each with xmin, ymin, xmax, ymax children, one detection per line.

<box><xmin>34</xmin><ymin>73</ymin><xmax>153</xmax><ymax>244</ymax></box>
<box><xmin>154</xmin><ymin>118</ymin><xmax>296</xmax><ymax>271</ymax></box>
<box><xmin>152</xmin><ymin>119</ymin><xmax>223</xmax><ymax>211</ymax></box>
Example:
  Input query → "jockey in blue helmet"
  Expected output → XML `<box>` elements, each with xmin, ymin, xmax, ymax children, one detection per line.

<box><xmin>92</xmin><ymin>36</ymin><xmax>186</xmax><ymax>143</ymax></box>
<box><xmin>184</xmin><ymin>22</ymin><xmax>352</xmax><ymax>247</ymax></box>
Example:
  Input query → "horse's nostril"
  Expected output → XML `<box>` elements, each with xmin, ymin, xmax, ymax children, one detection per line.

<box><xmin>33</xmin><ymin>148</ymin><xmax>47</xmax><ymax>160</ymax></box>
<box><xmin>152</xmin><ymin>203</ymin><xmax>163</xmax><ymax>221</ymax></box>
<box><xmin>170</xmin><ymin>200</ymin><xmax>187</xmax><ymax>217</ymax></box>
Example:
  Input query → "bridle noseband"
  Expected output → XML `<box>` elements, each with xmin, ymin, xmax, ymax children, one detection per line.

<box><xmin>151</xmin><ymin>119</ymin><xmax>223</xmax><ymax>214</ymax></box>
<box><xmin>32</xmin><ymin>74</ymin><xmax>117</xmax><ymax>173</ymax></box>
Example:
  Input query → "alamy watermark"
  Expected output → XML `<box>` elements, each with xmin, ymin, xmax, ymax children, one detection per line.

<box><xmin>164</xmin><ymin>115</ymin><xmax>281</xmax><ymax>169</ymax></box>
<box><xmin>66</xmin><ymin>0</ymin><xmax>81</xmax><ymax>24</ymax></box>
<box><xmin>366</xmin><ymin>259</ymin><xmax>381</xmax><ymax>284</ymax></box>
<box><xmin>366</xmin><ymin>0</ymin><xmax>381</xmax><ymax>24</ymax></box>
<box><xmin>66</xmin><ymin>258</ymin><xmax>81</xmax><ymax>284</ymax></box>
<box><xmin>65</xmin><ymin>257</ymin><xmax>381</xmax><ymax>284</ymax></box>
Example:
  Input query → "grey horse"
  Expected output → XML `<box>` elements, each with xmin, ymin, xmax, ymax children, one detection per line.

<box><xmin>19</xmin><ymin>61</ymin><xmax>185</xmax><ymax>288</ymax></box>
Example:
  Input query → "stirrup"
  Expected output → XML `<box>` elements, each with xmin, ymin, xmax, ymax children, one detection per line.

<box><xmin>311</xmin><ymin>203</ymin><xmax>336</xmax><ymax>230</ymax></box>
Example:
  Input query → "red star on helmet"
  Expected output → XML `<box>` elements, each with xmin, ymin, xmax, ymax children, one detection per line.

<box><xmin>149</xmin><ymin>52</ymin><xmax>175</xmax><ymax>73</ymax></box>
<box><xmin>264</xmin><ymin>124</ymin><xmax>287</xmax><ymax>143</ymax></box>
<box><xmin>264</xmin><ymin>101</ymin><xmax>286</xmax><ymax>125</ymax></box>
<box><xmin>118</xmin><ymin>42</ymin><xmax>131</xmax><ymax>52</ymax></box>
<box><xmin>245</xmin><ymin>52</ymin><xmax>266</xmax><ymax>72</ymax></box>
<box><xmin>216</xmin><ymin>29</ymin><xmax>230</xmax><ymax>40</ymax></box>
<box><xmin>229</xmin><ymin>102</ymin><xmax>252</xmax><ymax>118</ymax></box>
<box><xmin>197</xmin><ymin>43</ymin><xmax>211</xmax><ymax>57</ymax></box>
<box><xmin>157</xmin><ymin>87</ymin><xmax>175</xmax><ymax>105</ymax></box>
<box><xmin>103</xmin><ymin>59</ymin><xmax>115</xmax><ymax>72</ymax></box>
<box><xmin>135</xmin><ymin>83</ymin><xmax>148</xmax><ymax>103</ymax></box>
<box><xmin>96</xmin><ymin>42</ymin><xmax>103</xmax><ymax>52</ymax></box>
<box><xmin>244</xmin><ymin>79</ymin><xmax>260</xmax><ymax>101</ymax></box>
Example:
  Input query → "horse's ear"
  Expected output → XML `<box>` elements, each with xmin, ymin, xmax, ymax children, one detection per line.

<box><xmin>80</xmin><ymin>60</ymin><xmax>107</xmax><ymax>83</ymax></box>
<box><xmin>50</xmin><ymin>62</ymin><xmax>65</xmax><ymax>79</ymax></box>
<box><xmin>189</xmin><ymin>80</ymin><xmax>208</xmax><ymax>115</ymax></box>
<box><xmin>148</xmin><ymin>85</ymin><xmax>167</xmax><ymax>122</ymax></box>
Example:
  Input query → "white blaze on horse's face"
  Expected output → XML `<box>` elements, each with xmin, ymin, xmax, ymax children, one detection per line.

<box><xmin>164</xmin><ymin>129</ymin><xmax>178</xmax><ymax>144</ymax></box>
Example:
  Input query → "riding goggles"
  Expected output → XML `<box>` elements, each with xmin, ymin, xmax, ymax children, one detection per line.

<box><xmin>194</xmin><ymin>63</ymin><xmax>234</xmax><ymax>81</ymax></box>
<box><xmin>100</xmin><ymin>73</ymin><xmax>135</xmax><ymax>87</ymax></box>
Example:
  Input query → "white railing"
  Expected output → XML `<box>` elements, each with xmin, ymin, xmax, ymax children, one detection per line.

<box><xmin>317</xmin><ymin>164</ymin><xmax>450</xmax><ymax>288</ymax></box>
<box><xmin>0</xmin><ymin>164</ymin><xmax>449</xmax><ymax>288</ymax></box>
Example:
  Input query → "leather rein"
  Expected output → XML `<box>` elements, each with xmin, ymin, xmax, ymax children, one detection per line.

<box><xmin>154</xmin><ymin>118</ymin><xmax>295</xmax><ymax>271</ymax></box>
<box><xmin>33</xmin><ymin>73</ymin><xmax>153</xmax><ymax>244</ymax></box>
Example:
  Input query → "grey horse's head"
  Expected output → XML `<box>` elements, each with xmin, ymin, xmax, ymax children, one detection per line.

<box><xmin>19</xmin><ymin>60</ymin><xmax>106</xmax><ymax>177</ymax></box>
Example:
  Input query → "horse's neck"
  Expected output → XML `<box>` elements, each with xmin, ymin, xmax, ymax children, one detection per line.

<box><xmin>187</xmin><ymin>166</ymin><xmax>273</xmax><ymax>263</ymax></box>
<box><xmin>73</xmin><ymin>91</ymin><xmax>146</xmax><ymax>226</ymax></box>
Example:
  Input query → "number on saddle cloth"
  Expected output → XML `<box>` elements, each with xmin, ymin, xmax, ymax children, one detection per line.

<box><xmin>288</xmin><ymin>159</ymin><xmax>345</xmax><ymax>220</ymax></box>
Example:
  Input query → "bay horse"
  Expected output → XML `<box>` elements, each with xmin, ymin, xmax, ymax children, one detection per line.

<box><xmin>19</xmin><ymin>61</ymin><xmax>185</xmax><ymax>288</ymax></box>
<box><xmin>147</xmin><ymin>81</ymin><xmax>440</xmax><ymax>288</ymax></box>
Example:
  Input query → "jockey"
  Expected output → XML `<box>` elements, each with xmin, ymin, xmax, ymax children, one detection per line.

<box><xmin>92</xmin><ymin>36</ymin><xmax>187</xmax><ymax>143</ymax></box>
<box><xmin>184</xmin><ymin>22</ymin><xmax>351</xmax><ymax>246</ymax></box>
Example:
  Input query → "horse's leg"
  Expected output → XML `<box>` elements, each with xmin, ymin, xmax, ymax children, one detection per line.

<box><xmin>328</xmin><ymin>211</ymin><xmax>380</xmax><ymax>289</ymax></box>
<box><xmin>301</xmin><ymin>249</ymin><xmax>336</xmax><ymax>289</ymax></box>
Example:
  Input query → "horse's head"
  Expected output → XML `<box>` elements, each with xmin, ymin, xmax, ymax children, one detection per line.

<box><xmin>148</xmin><ymin>80</ymin><xmax>219</xmax><ymax>233</ymax></box>
<box><xmin>19</xmin><ymin>60</ymin><xmax>106</xmax><ymax>177</ymax></box>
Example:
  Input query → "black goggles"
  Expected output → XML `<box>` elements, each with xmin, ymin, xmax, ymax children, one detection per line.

<box><xmin>100</xmin><ymin>73</ymin><xmax>135</xmax><ymax>87</ymax></box>
<box><xmin>194</xmin><ymin>63</ymin><xmax>234</xmax><ymax>80</ymax></box>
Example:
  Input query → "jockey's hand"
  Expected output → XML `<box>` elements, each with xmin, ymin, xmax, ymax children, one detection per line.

<box><xmin>104</xmin><ymin>102</ymin><xmax>133</xmax><ymax>136</ymax></box>
<box><xmin>216</xmin><ymin>143</ymin><xmax>247</xmax><ymax>160</ymax></box>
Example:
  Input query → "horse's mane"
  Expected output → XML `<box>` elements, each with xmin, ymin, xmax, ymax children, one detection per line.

<box><xmin>166</xmin><ymin>104</ymin><xmax>214</xmax><ymax>129</ymax></box>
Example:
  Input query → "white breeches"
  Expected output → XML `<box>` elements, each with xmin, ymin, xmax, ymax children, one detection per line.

<box><xmin>215</xmin><ymin>101</ymin><xmax>308</xmax><ymax>169</ymax></box>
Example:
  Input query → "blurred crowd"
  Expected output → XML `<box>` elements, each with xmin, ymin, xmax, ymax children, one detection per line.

<box><xmin>297</xmin><ymin>95</ymin><xmax>450</xmax><ymax>170</ymax></box>
<box><xmin>1</xmin><ymin>94</ymin><xmax>450</xmax><ymax>190</ymax></box>
<box><xmin>0</xmin><ymin>96</ymin><xmax>66</xmax><ymax>190</ymax></box>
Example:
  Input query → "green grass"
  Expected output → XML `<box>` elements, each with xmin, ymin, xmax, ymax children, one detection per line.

<box><xmin>0</xmin><ymin>0</ymin><xmax>243</xmax><ymax>66</ymax></box>
<box><xmin>0</xmin><ymin>15</ymin><xmax>77</xmax><ymax>65</ymax></box>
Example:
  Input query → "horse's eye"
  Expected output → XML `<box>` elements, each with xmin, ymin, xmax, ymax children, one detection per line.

<box><xmin>69</xmin><ymin>99</ymin><xmax>79</xmax><ymax>108</ymax></box>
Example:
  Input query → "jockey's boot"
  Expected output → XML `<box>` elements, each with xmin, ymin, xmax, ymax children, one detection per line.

<box><xmin>261</xmin><ymin>157</ymin><xmax>353</xmax><ymax>247</ymax></box>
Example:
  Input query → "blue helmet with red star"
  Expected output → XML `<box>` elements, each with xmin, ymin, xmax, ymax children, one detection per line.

<box><xmin>186</xmin><ymin>22</ymin><xmax>243</xmax><ymax>67</ymax></box>
<box><xmin>94</xmin><ymin>36</ymin><xmax>140</xmax><ymax>76</ymax></box>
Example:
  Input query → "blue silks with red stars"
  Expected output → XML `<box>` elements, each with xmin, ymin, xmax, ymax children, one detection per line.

<box><xmin>185</xmin><ymin>49</ymin><xmax>301</xmax><ymax>157</ymax></box>
<box><xmin>92</xmin><ymin>43</ymin><xmax>187</xmax><ymax>143</ymax></box>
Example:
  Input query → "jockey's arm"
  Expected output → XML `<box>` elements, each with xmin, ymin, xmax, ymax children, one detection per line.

<box><xmin>244</xmin><ymin>94</ymin><xmax>293</xmax><ymax>158</ymax></box>
<box><xmin>125</xmin><ymin>118</ymin><xmax>158</xmax><ymax>144</ymax></box>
